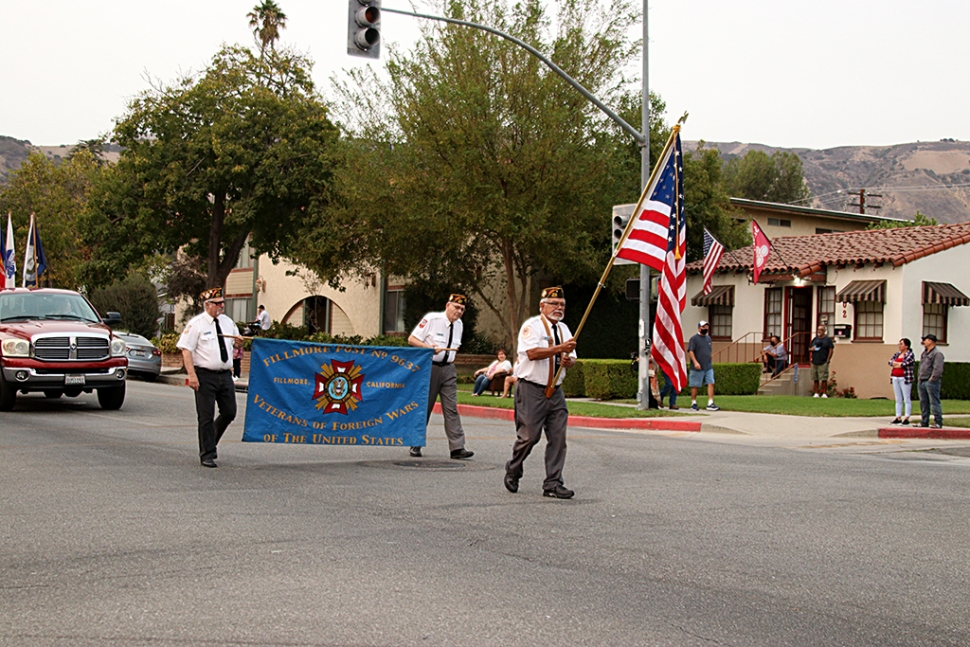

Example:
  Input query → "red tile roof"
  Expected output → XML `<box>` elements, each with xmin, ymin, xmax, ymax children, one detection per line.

<box><xmin>687</xmin><ymin>222</ymin><xmax>970</xmax><ymax>278</ymax></box>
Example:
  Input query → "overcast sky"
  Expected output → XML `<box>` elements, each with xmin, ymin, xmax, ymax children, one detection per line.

<box><xmin>1</xmin><ymin>0</ymin><xmax>967</xmax><ymax>150</ymax></box>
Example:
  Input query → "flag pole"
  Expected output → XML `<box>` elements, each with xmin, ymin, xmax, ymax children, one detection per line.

<box><xmin>544</xmin><ymin>124</ymin><xmax>683</xmax><ymax>399</ymax></box>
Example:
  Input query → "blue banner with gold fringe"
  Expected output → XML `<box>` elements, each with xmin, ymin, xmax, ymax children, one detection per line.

<box><xmin>242</xmin><ymin>338</ymin><xmax>431</xmax><ymax>447</ymax></box>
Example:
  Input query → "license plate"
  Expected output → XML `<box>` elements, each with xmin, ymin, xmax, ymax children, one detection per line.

<box><xmin>130</xmin><ymin>350</ymin><xmax>148</xmax><ymax>358</ymax></box>
<box><xmin>65</xmin><ymin>375</ymin><xmax>86</xmax><ymax>386</ymax></box>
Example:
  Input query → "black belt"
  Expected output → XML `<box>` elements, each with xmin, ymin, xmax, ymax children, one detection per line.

<box><xmin>521</xmin><ymin>379</ymin><xmax>553</xmax><ymax>388</ymax></box>
<box><xmin>197</xmin><ymin>367</ymin><xmax>231</xmax><ymax>374</ymax></box>
<box><xmin>432</xmin><ymin>360</ymin><xmax>453</xmax><ymax>367</ymax></box>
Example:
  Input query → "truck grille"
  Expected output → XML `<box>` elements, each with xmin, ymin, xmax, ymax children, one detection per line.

<box><xmin>33</xmin><ymin>336</ymin><xmax>111</xmax><ymax>361</ymax></box>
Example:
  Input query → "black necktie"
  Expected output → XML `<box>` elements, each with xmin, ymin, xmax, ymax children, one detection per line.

<box><xmin>214</xmin><ymin>317</ymin><xmax>228</xmax><ymax>363</ymax></box>
<box><xmin>445</xmin><ymin>323</ymin><xmax>453</xmax><ymax>363</ymax></box>
<box><xmin>552</xmin><ymin>324</ymin><xmax>561</xmax><ymax>373</ymax></box>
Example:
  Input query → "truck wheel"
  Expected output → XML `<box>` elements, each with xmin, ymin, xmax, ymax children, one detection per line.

<box><xmin>97</xmin><ymin>383</ymin><xmax>126</xmax><ymax>410</ymax></box>
<box><xmin>0</xmin><ymin>372</ymin><xmax>16</xmax><ymax>411</ymax></box>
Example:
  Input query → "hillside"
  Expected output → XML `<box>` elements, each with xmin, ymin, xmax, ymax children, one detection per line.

<box><xmin>4</xmin><ymin>134</ymin><xmax>970</xmax><ymax>223</ymax></box>
<box><xmin>693</xmin><ymin>139</ymin><xmax>970</xmax><ymax>223</ymax></box>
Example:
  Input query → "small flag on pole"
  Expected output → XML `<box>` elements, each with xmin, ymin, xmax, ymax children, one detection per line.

<box><xmin>751</xmin><ymin>220</ymin><xmax>771</xmax><ymax>285</ymax></box>
<box><xmin>701</xmin><ymin>228</ymin><xmax>724</xmax><ymax>295</ymax></box>
<box><xmin>1</xmin><ymin>214</ymin><xmax>15</xmax><ymax>289</ymax></box>
<box><xmin>22</xmin><ymin>214</ymin><xmax>48</xmax><ymax>288</ymax></box>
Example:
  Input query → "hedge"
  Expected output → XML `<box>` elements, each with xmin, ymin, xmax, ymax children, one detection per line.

<box><xmin>658</xmin><ymin>362</ymin><xmax>762</xmax><ymax>397</ymax></box>
<box><xmin>912</xmin><ymin>361</ymin><xmax>970</xmax><ymax>400</ymax></box>
<box><xmin>581</xmin><ymin>359</ymin><xmax>638</xmax><ymax>400</ymax></box>
<box><xmin>561</xmin><ymin>361</ymin><xmax>586</xmax><ymax>397</ymax></box>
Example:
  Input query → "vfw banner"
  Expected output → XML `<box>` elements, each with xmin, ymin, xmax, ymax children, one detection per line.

<box><xmin>243</xmin><ymin>338</ymin><xmax>431</xmax><ymax>447</ymax></box>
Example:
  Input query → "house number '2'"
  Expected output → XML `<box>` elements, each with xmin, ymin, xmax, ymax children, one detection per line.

<box><xmin>842</xmin><ymin>301</ymin><xmax>848</xmax><ymax>318</ymax></box>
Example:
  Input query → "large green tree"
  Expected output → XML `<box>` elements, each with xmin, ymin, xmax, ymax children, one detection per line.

<box><xmin>323</xmin><ymin>0</ymin><xmax>639</xmax><ymax>343</ymax></box>
<box><xmin>82</xmin><ymin>44</ymin><xmax>341</xmax><ymax>291</ymax></box>
<box><xmin>723</xmin><ymin>149</ymin><xmax>811</xmax><ymax>204</ymax></box>
<box><xmin>0</xmin><ymin>149</ymin><xmax>103</xmax><ymax>289</ymax></box>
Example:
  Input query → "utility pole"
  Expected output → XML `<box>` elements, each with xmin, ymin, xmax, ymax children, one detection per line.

<box><xmin>848</xmin><ymin>189</ymin><xmax>882</xmax><ymax>215</ymax></box>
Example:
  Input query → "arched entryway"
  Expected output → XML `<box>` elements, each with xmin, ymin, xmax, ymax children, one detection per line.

<box><xmin>283</xmin><ymin>296</ymin><xmax>355</xmax><ymax>336</ymax></box>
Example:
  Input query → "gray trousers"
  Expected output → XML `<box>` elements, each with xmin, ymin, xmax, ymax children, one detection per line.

<box><xmin>422</xmin><ymin>363</ymin><xmax>465</xmax><ymax>451</ymax></box>
<box><xmin>508</xmin><ymin>380</ymin><xmax>568</xmax><ymax>490</ymax></box>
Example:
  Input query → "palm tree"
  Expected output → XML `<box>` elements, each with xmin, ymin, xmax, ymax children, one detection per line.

<box><xmin>247</xmin><ymin>0</ymin><xmax>288</xmax><ymax>56</ymax></box>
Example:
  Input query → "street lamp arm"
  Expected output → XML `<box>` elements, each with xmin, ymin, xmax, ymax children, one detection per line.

<box><xmin>381</xmin><ymin>6</ymin><xmax>646</xmax><ymax>146</ymax></box>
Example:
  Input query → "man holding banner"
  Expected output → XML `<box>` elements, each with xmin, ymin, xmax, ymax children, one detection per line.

<box><xmin>407</xmin><ymin>294</ymin><xmax>474</xmax><ymax>459</ymax></box>
<box><xmin>504</xmin><ymin>286</ymin><xmax>577</xmax><ymax>499</ymax></box>
<box><xmin>177</xmin><ymin>287</ymin><xmax>242</xmax><ymax>468</ymax></box>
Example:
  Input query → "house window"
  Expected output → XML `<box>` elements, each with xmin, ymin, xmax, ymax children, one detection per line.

<box><xmin>225</xmin><ymin>297</ymin><xmax>252</xmax><ymax>325</ymax></box>
<box><xmin>767</xmin><ymin>218</ymin><xmax>792</xmax><ymax>227</ymax></box>
<box><xmin>854</xmin><ymin>301</ymin><xmax>884</xmax><ymax>341</ymax></box>
<box><xmin>764</xmin><ymin>288</ymin><xmax>782</xmax><ymax>338</ymax></box>
<box><xmin>817</xmin><ymin>286</ymin><xmax>835</xmax><ymax>328</ymax></box>
<box><xmin>922</xmin><ymin>303</ymin><xmax>948</xmax><ymax>343</ymax></box>
<box><xmin>708</xmin><ymin>305</ymin><xmax>732</xmax><ymax>340</ymax></box>
<box><xmin>383</xmin><ymin>289</ymin><xmax>406</xmax><ymax>334</ymax></box>
<box><xmin>234</xmin><ymin>236</ymin><xmax>254</xmax><ymax>269</ymax></box>
<box><xmin>815</xmin><ymin>228</ymin><xmax>844</xmax><ymax>234</ymax></box>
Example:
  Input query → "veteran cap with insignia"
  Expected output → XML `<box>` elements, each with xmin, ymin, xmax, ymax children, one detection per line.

<box><xmin>448</xmin><ymin>294</ymin><xmax>467</xmax><ymax>306</ymax></box>
<box><xmin>540</xmin><ymin>286</ymin><xmax>564</xmax><ymax>301</ymax></box>
<box><xmin>201</xmin><ymin>286</ymin><xmax>224</xmax><ymax>302</ymax></box>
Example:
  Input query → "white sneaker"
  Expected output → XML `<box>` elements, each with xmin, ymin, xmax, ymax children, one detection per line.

<box><xmin>821</xmin><ymin>393</ymin><xmax>828</xmax><ymax>398</ymax></box>
<box><xmin>813</xmin><ymin>393</ymin><xmax>820</xmax><ymax>398</ymax></box>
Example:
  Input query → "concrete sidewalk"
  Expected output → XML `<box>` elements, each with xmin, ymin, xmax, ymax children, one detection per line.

<box><xmin>157</xmin><ymin>370</ymin><xmax>970</xmax><ymax>441</ymax></box>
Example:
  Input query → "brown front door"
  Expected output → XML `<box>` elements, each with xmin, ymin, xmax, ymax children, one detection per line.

<box><xmin>786</xmin><ymin>287</ymin><xmax>813</xmax><ymax>364</ymax></box>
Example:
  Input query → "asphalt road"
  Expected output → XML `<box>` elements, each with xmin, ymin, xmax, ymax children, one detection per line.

<box><xmin>2</xmin><ymin>381</ymin><xmax>970</xmax><ymax>646</ymax></box>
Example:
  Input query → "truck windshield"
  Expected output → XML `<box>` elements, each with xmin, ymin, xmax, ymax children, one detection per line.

<box><xmin>0</xmin><ymin>293</ymin><xmax>101</xmax><ymax>323</ymax></box>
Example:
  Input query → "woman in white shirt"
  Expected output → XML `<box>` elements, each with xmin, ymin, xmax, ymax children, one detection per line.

<box><xmin>471</xmin><ymin>349</ymin><xmax>512</xmax><ymax>396</ymax></box>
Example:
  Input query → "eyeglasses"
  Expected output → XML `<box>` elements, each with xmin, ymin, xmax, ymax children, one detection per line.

<box><xmin>210</xmin><ymin>300</ymin><xmax>226</xmax><ymax>306</ymax></box>
<box><xmin>542</xmin><ymin>300</ymin><xmax>566</xmax><ymax>307</ymax></box>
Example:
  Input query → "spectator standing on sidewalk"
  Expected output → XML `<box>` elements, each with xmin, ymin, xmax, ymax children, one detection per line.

<box><xmin>888</xmin><ymin>338</ymin><xmax>915</xmax><ymax>426</ymax></box>
<box><xmin>917</xmin><ymin>334</ymin><xmax>945</xmax><ymax>428</ymax></box>
<box><xmin>687</xmin><ymin>320</ymin><xmax>719</xmax><ymax>411</ymax></box>
<box><xmin>809</xmin><ymin>325</ymin><xmax>835</xmax><ymax>398</ymax></box>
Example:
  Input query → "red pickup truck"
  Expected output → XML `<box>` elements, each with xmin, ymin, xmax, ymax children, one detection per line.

<box><xmin>0</xmin><ymin>288</ymin><xmax>129</xmax><ymax>410</ymax></box>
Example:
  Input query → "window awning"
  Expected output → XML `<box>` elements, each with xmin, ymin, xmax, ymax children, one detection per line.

<box><xmin>923</xmin><ymin>281</ymin><xmax>970</xmax><ymax>307</ymax></box>
<box><xmin>836</xmin><ymin>280</ymin><xmax>886</xmax><ymax>303</ymax></box>
<box><xmin>690</xmin><ymin>285</ymin><xmax>734</xmax><ymax>307</ymax></box>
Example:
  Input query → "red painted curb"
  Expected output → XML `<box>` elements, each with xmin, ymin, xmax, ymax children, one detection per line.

<box><xmin>432</xmin><ymin>403</ymin><xmax>701</xmax><ymax>432</ymax></box>
<box><xmin>878</xmin><ymin>426</ymin><xmax>970</xmax><ymax>439</ymax></box>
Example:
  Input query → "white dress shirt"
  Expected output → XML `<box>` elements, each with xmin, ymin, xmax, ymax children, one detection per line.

<box><xmin>514</xmin><ymin>314</ymin><xmax>576</xmax><ymax>386</ymax></box>
<box><xmin>410</xmin><ymin>311</ymin><xmax>463</xmax><ymax>363</ymax></box>
<box><xmin>177</xmin><ymin>312</ymin><xmax>239</xmax><ymax>371</ymax></box>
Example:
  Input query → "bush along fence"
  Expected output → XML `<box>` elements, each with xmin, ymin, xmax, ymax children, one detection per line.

<box><xmin>912</xmin><ymin>362</ymin><xmax>970</xmax><ymax>400</ymax></box>
<box><xmin>557</xmin><ymin>360</ymin><xmax>762</xmax><ymax>400</ymax></box>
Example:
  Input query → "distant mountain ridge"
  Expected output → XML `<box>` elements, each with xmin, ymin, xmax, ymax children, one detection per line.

<box><xmin>689</xmin><ymin>139</ymin><xmax>970</xmax><ymax>224</ymax></box>
<box><xmin>4</xmin><ymin>134</ymin><xmax>970</xmax><ymax>223</ymax></box>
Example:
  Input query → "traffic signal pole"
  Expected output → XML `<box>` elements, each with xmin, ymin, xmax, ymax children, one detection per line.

<box><xmin>380</xmin><ymin>3</ymin><xmax>654</xmax><ymax>409</ymax></box>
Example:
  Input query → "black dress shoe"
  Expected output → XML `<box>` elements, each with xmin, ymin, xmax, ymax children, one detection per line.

<box><xmin>201</xmin><ymin>459</ymin><xmax>217</xmax><ymax>468</ymax></box>
<box><xmin>543</xmin><ymin>485</ymin><xmax>574</xmax><ymax>499</ymax></box>
<box><xmin>409</xmin><ymin>447</ymin><xmax>422</xmax><ymax>457</ymax></box>
<box><xmin>450</xmin><ymin>448</ymin><xmax>474</xmax><ymax>460</ymax></box>
<box><xmin>504</xmin><ymin>471</ymin><xmax>519</xmax><ymax>493</ymax></box>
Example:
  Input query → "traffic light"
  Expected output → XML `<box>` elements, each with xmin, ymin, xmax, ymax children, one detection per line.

<box><xmin>347</xmin><ymin>0</ymin><xmax>381</xmax><ymax>59</ymax></box>
<box><xmin>611</xmin><ymin>205</ymin><xmax>635</xmax><ymax>265</ymax></box>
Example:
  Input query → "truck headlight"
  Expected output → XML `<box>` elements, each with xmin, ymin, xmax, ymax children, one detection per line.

<box><xmin>1</xmin><ymin>339</ymin><xmax>30</xmax><ymax>357</ymax></box>
<box><xmin>110</xmin><ymin>338</ymin><xmax>127</xmax><ymax>357</ymax></box>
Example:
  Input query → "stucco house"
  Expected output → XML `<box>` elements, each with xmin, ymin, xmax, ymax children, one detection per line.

<box><xmin>685</xmin><ymin>222</ymin><xmax>970</xmax><ymax>398</ymax></box>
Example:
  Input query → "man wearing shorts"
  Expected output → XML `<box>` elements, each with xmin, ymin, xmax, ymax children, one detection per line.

<box><xmin>687</xmin><ymin>320</ymin><xmax>719</xmax><ymax>411</ymax></box>
<box><xmin>809</xmin><ymin>325</ymin><xmax>835</xmax><ymax>398</ymax></box>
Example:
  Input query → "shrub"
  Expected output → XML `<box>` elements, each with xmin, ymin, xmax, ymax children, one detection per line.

<box><xmin>912</xmin><ymin>361</ymin><xmax>970</xmax><ymax>400</ymax></box>
<box><xmin>154</xmin><ymin>332</ymin><xmax>180</xmax><ymax>354</ymax></box>
<box><xmin>582</xmin><ymin>359</ymin><xmax>638</xmax><ymax>400</ymax></box>
<box><xmin>660</xmin><ymin>362</ymin><xmax>762</xmax><ymax>396</ymax></box>
<box><xmin>88</xmin><ymin>273</ymin><xmax>160</xmax><ymax>339</ymax></box>
<box><xmin>560</xmin><ymin>361</ymin><xmax>585</xmax><ymax>397</ymax></box>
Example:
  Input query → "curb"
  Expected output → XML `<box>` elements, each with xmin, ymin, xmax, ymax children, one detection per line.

<box><xmin>878</xmin><ymin>426</ymin><xmax>970</xmax><ymax>440</ymax></box>
<box><xmin>435</xmin><ymin>403</ymin><xmax>701</xmax><ymax>432</ymax></box>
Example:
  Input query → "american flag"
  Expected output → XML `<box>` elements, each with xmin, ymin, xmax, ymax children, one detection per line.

<box><xmin>648</xmin><ymin>134</ymin><xmax>688</xmax><ymax>393</ymax></box>
<box><xmin>701</xmin><ymin>228</ymin><xmax>724</xmax><ymax>295</ymax></box>
<box><xmin>615</xmin><ymin>139</ymin><xmax>683</xmax><ymax>271</ymax></box>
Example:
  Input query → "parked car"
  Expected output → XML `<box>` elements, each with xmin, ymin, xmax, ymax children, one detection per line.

<box><xmin>114</xmin><ymin>331</ymin><xmax>162</xmax><ymax>381</ymax></box>
<box><xmin>0</xmin><ymin>288</ymin><xmax>128</xmax><ymax>410</ymax></box>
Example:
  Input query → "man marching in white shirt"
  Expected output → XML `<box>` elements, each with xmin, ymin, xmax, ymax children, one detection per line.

<box><xmin>504</xmin><ymin>286</ymin><xmax>577</xmax><ymax>499</ymax></box>
<box><xmin>407</xmin><ymin>293</ymin><xmax>474</xmax><ymax>460</ymax></box>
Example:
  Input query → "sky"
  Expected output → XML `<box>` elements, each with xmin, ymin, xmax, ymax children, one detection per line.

<box><xmin>1</xmin><ymin>0</ymin><xmax>968</xmax><ymax>150</ymax></box>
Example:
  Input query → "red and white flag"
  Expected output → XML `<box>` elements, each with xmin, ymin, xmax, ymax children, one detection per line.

<box><xmin>615</xmin><ymin>139</ymin><xmax>683</xmax><ymax>272</ymax></box>
<box><xmin>751</xmin><ymin>219</ymin><xmax>771</xmax><ymax>285</ymax></box>
<box><xmin>701</xmin><ymin>228</ymin><xmax>724</xmax><ymax>295</ymax></box>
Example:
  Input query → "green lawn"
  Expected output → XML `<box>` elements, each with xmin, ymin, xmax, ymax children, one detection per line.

<box><xmin>677</xmin><ymin>395</ymin><xmax>970</xmax><ymax>418</ymax></box>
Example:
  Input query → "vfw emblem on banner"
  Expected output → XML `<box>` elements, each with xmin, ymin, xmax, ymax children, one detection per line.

<box><xmin>243</xmin><ymin>338</ymin><xmax>431</xmax><ymax>447</ymax></box>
